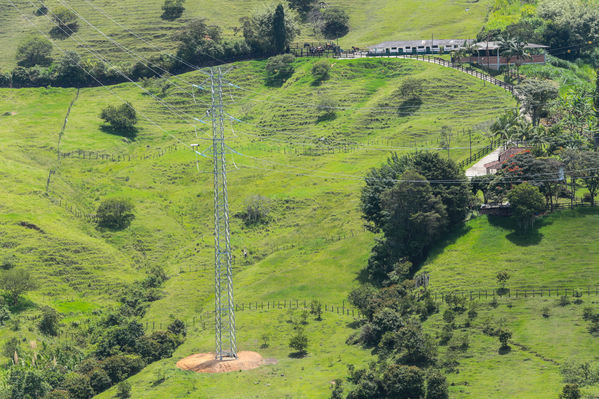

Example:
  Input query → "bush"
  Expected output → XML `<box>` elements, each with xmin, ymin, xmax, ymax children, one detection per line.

<box><xmin>161</xmin><ymin>0</ymin><xmax>185</xmax><ymax>20</ymax></box>
<box><xmin>289</xmin><ymin>330</ymin><xmax>308</xmax><ymax>355</ymax></box>
<box><xmin>101</xmin><ymin>355</ymin><xmax>145</xmax><ymax>383</ymax></box>
<box><xmin>309</xmin><ymin>300</ymin><xmax>322</xmax><ymax>320</ymax></box>
<box><xmin>442</xmin><ymin>309</ymin><xmax>455</xmax><ymax>324</ymax></box>
<box><xmin>0</xmin><ymin>268</ymin><xmax>37</xmax><ymax>305</ymax></box>
<box><xmin>96</xmin><ymin>198</ymin><xmax>135</xmax><ymax>230</ymax></box>
<box><xmin>559</xmin><ymin>384</ymin><xmax>581</xmax><ymax>399</ymax></box>
<box><xmin>265</xmin><ymin>54</ymin><xmax>295</xmax><ymax>85</ymax></box>
<box><xmin>0</xmin><ymin>305</ymin><xmax>11</xmax><ymax>326</ymax></box>
<box><xmin>239</xmin><ymin>195</ymin><xmax>270</xmax><ymax>226</ymax></box>
<box><xmin>44</xmin><ymin>390</ymin><xmax>70</xmax><ymax>399</ymax></box>
<box><xmin>559</xmin><ymin>296</ymin><xmax>571</xmax><ymax>307</ymax></box>
<box><xmin>61</xmin><ymin>373</ymin><xmax>94</xmax><ymax>399</ymax></box>
<box><xmin>426</xmin><ymin>369</ymin><xmax>449</xmax><ymax>399</ymax></box>
<box><xmin>116</xmin><ymin>381</ymin><xmax>131</xmax><ymax>399</ymax></box>
<box><xmin>399</xmin><ymin>78</ymin><xmax>424</xmax><ymax>99</ymax></box>
<box><xmin>317</xmin><ymin>96</ymin><xmax>337</xmax><ymax>121</ymax></box>
<box><xmin>50</xmin><ymin>7</ymin><xmax>79</xmax><ymax>37</ymax></box>
<box><xmin>167</xmin><ymin>319</ymin><xmax>186</xmax><ymax>337</ymax></box>
<box><xmin>447</xmin><ymin>333</ymin><xmax>469</xmax><ymax>352</ymax></box>
<box><xmin>542</xmin><ymin>306</ymin><xmax>551</xmax><ymax>318</ymax></box>
<box><xmin>39</xmin><ymin>306</ymin><xmax>61</xmax><ymax>336</ymax></box>
<box><xmin>311</xmin><ymin>60</ymin><xmax>331</xmax><ymax>82</ymax></box>
<box><xmin>498</xmin><ymin>329</ymin><xmax>512</xmax><ymax>349</ymax></box>
<box><xmin>320</xmin><ymin>7</ymin><xmax>349</xmax><ymax>40</ymax></box>
<box><xmin>16</xmin><ymin>36</ymin><xmax>53</xmax><ymax>67</ymax></box>
<box><xmin>1</xmin><ymin>254</ymin><xmax>17</xmax><ymax>270</ymax></box>
<box><xmin>100</xmin><ymin>102</ymin><xmax>137</xmax><ymax>134</ymax></box>
<box><xmin>88</xmin><ymin>367</ymin><xmax>111</xmax><ymax>394</ymax></box>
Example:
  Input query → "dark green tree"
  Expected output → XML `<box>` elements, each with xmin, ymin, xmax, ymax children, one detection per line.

<box><xmin>289</xmin><ymin>330</ymin><xmax>308</xmax><ymax>355</ymax></box>
<box><xmin>518</xmin><ymin>79</ymin><xmax>559</xmax><ymax>126</ymax></box>
<box><xmin>241</xmin><ymin>4</ymin><xmax>299</xmax><ymax>55</ymax></box>
<box><xmin>96</xmin><ymin>198</ymin><xmax>135</xmax><ymax>230</ymax></box>
<box><xmin>507</xmin><ymin>183</ymin><xmax>546</xmax><ymax>231</ymax></box>
<box><xmin>55</xmin><ymin>51</ymin><xmax>87</xmax><ymax>87</ymax></box>
<box><xmin>426</xmin><ymin>369</ymin><xmax>449</xmax><ymax>399</ymax></box>
<box><xmin>311</xmin><ymin>59</ymin><xmax>331</xmax><ymax>82</ymax></box>
<box><xmin>594</xmin><ymin>70</ymin><xmax>599</xmax><ymax>119</ymax></box>
<box><xmin>559</xmin><ymin>384</ymin><xmax>581</xmax><ymax>399</ymax></box>
<box><xmin>287</xmin><ymin>0</ymin><xmax>315</xmax><ymax>16</ymax></box>
<box><xmin>265</xmin><ymin>54</ymin><xmax>295</xmax><ymax>85</ymax></box>
<box><xmin>161</xmin><ymin>0</ymin><xmax>185</xmax><ymax>20</ymax></box>
<box><xmin>272</xmin><ymin>4</ymin><xmax>287</xmax><ymax>54</ymax></box>
<box><xmin>116</xmin><ymin>381</ymin><xmax>131</xmax><ymax>399</ymax></box>
<box><xmin>39</xmin><ymin>306</ymin><xmax>61</xmax><ymax>336</ymax></box>
<box><xmin>579</xmin><ymin>151</ymin><xmax>599</xmax><ymax>206</ymax></box>
<box><xmin>8</xmin><ymin>368</ymin><xmax>50</xmax><ymax>399</ymax></box>
<box><xmin>61</xmin><ymin>373</ymin><xmax>94</xmax><ymax>399</ymax></box>
<box><xmin>382</xmin><ymin>365</ymin><xmax>425</xmax><ymax>399</ymax></box>
<box><xmin>320</xmin><ymin>7</ymin><xmax>350</xmax><ymax>41</ymax></box>
<box><xmin>16</xmin><ymin>36</ymin><xmax>53</xmax><ymax>67</ymax></box>
<box><xmin>100</xmin><ymin>102</ymin><xmax>138</xmax><ymax>134</ymax></box>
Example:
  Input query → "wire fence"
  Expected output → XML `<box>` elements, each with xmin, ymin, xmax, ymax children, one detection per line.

<box><xmin>431</xmin><ymin>286</ymin><xmax>599</xmax><ymax>302</ymax></box>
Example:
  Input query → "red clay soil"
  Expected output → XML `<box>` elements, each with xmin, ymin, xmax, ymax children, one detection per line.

<box><xmin>176</xmin><ymin>351</ymin><xmax>265</xmax><ymax>373</ymax></box>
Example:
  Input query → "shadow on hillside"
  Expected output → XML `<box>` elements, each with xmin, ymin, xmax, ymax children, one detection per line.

<box><xmin>397</xmin><ymin>97</ymin><xmax>422</xmax><ymax>117</ymax></box>
<box><xmin>7</xmin><ymin>296</ymin><xmax>35</xmax><ymax>313</ymax></box>
<box><xmin>100</xmin><ymin>125</ymin><xmax>138</xmax><ymax>139</ymax></box>
<box><xmin>288</xmin><ymin>351</ymin><xmax>307</xmax><ymax>359</ymax></box>
<box><xmin>498</xmin><ymin>346</ymin><xmax>512</xmax><ymax>355</ymax></box>
<box><xmin>487</xmin><ymin>215</ymin><xmax>550</xmax><ymax>246</ymax></box>
<box><xmin>422</xmin><ymin>223</ymin><xmax>473</xmax><ymax>264</ymax></box>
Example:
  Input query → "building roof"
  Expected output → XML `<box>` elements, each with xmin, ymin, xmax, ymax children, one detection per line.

<box><xmin>472</xmin><ymin>41</ymin><xmax>549</xmax><ymax>51</ymax></box>
<box><xmin>484</xmin><ymin>147</ymin><xmax>530</xmax><ymax>170</ymax></box>
<box><xmin>369</xmin><ymin>39</ymin><xmax>474</xmax><ymax>49</ymax></box>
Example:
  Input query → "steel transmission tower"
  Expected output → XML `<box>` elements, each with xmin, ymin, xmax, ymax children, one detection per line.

<box><xmin>209</xmin><ymin>67</ymin><xmax>237</xmax><ymax>360</ymax></box>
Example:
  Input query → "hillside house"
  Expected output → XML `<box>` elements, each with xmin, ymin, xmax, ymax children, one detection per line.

<box><xmin>368</xmin><ymin>39</ymin><xmax>473</xmax><ymax>55</ymax></box>
<box><xmin>457</xmin><ymin>41</ymin><xmax>548</xmax><ymax>70</ymax></box>
<box><xmin>483</xmin><ymin>147</ymin><xmax>530</xmax><ymax>174</ymax></box>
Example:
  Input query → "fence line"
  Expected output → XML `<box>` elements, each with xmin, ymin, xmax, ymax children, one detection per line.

<box><xmin>430</xmin><ymin>286</ymin><xmax>599</xmax><ymax>302</ymax></box>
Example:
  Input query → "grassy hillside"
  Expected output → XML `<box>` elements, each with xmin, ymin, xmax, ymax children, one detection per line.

<box><xmin>0</xmin><ymin>0</ymin><xmax>497</xmax><ymax>70</ymax></box>
<box><xmin>0</xmin><ymin>57</ymin><xmax>514</xmax><ymax>397</ymax></box>
<box><xmin>422</xmin><ymin>209</ymin><xmax>599</xmax><ymax>291</ymax></box>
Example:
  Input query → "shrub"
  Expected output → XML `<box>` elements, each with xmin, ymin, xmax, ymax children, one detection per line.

<box><xmin>442</xmin><ymin>309</ymin><xmax>455</xmax><ymax>324</ymax></box>
<box><xmin>320</xmin><ymin>7</ymin><xmax>349</xmax><ymax>40</ymax></box>
<box><xmin>0</xmin><ymin>268</ymin><xmax>38</xmax><ymax>305</ymax></box>
<box><xmin>167</xmin><ymin>319</ymin><xmax>186</xmax><ymax>337</ymax></box>
<box><xmin>3</xmin><ymin>336</ymin><xmax>19</xmax><ymax>359</ymax></box>
<box><xmin>101</xmin><ymin>355</ymin><xmax>145</xmax><ymax>383</ymax></box>
<box><xmin>317</xmin><ymin>96</ymin><xmax>337</xmax><ymax>121</ymax></box>
<box><xmin>542</xmin><ymin>306</ymin><xmax>551</xmax><ymax>318</ymax></box>
<box><xmin>88</xmin><ymin>367</ymin><xmax>111</xmax><ymax>394</ymax></box>
<box><xmin>39</xmin><ymin>306</ymin><xmax>61</xmax><ymax>336</ymax></box>
<box><xmin>426</xmin><ymin>369</ymin><xmax>449</xmax><ymax>399</ymax></box>
<box><xmin>16</xmin><ymin>36</ymin><xmax>53</xmax><ymax>67</ymax></box>
<box><xmin>507</xmin><ymin>183</ymin><xmax>546</xmax><ymax>231</ymax></box>
<box><xmin>289</xmin><ymin>330</ymin><xmax>308</xmax><ymax>355</ymax></box>
<box><xmin>239</xmin><ymin>195</ymin><xmax>270</xmax><ymax>226</ymax></box>
<box><xmin>44</xmin><ymin>390</ymin><xmax>70</xmax><ymax>399</ymax></box>
<box><xmin>1</xmin><ymin>254</ymin><xmax>17</xmax><ymax>270</ymax></box>
<box><xmin>439</xmin><ymin>324</ymin><xmax>453</xmax><ymax>346</ymax></box>
<box><xmin>447</xmin><ymin>333</ymin><xmax>469</xmax><ymax>352</ymax></box>
<box><xmin>382</xmin><ymin>365</ymin><xmax>425</xmax><ymax>399</ymax></box>
<box><xmin>559</xmin><ymin>296</ymin><xmax>571</xmax><ymax>307</ymax></box>
<box><xmin>583</xmin><ymin>307</ymin><xmax>597</xmax><ymax>321</ymax></box>
<box><xmin>309</xmin><ymin>300</ymin><xmax>322</xmax><ymax>320</ymax></box>
<box><xmin>0</xmin><ymin>305</ymin><xmax>11</xmax><ymax>326</ymax></box>
<box><xmin>498</xmin><ymin>329</ymin><xmax>512</xmax><ymax>349</ymax></box>
<box><xmin>467</xmin><ymin>306</ymin><xmax>477</xmax><ymax>320</ymax></box>
<box><xmin>265</xmin><ymin>54</ymin><xmax>295</xmax><ymax>85</ymax></box>
<box><xmin>444</xmin><ymin>294</ymin><xmax>466</xmax><ymax>313</ymax></box>
<box><xmin>399</xmin><ymin>78</ymin><xmax>424</xmax><ymax>99</ymax></box>
<box><xmin>558</xmin><ymin>384</ymin><xmax>581</xmax><ymax>399</ymax></box>
<box><xmin>116</xmin><ymin>381</ymin><xmax>131</xmax><ymax>399</ymax></box>
<box><xmin>50</xmin><ymin>7</ymin><xmax>79</xmax><ymax>37</ymax></box>
<box><xmin>311</xmin><ymin>60</ymin><xmax>331</xmax><ymax>82</ymax></box>
<box><xmin>496</xmin><ymin>270</ymin><xmax>510</xmax><ymax>288</ymax></box>
<box><xmin>100</xmin><ymin>102</ymin><xmax>137</xmax><ymax>134</ymax></box>
<box><xmin>96</xmin><ymin>198</ymin><xmax>135</xmax><ymax>230</ymax></box>
<box><xmin>161</xmin><ymin>0</ymin><xmax>185</xmax><ymax>20</ymax></box>
<box><xmin>61</xmin><ymin>373</ymin><xmax>94</xmax><ymax>399</ymax></box>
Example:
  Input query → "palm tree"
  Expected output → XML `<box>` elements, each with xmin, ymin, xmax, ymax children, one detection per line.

<box><xmin>490</xmin><ymin>108</ymin><xmax>524</xmax><ymax>146</ymax></box>
<box><xmin>498</xmin><ymin>34</ymin><xmax>517</xmax><ymax>80</ymax></box>
<box><xmin>512</xmin><ymin>39</ymin><xmax>530</xmax><ymax>83</ymax></box>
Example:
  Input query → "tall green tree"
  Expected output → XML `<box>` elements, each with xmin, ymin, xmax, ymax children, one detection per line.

<box><xmin>272</xmin><ymin>4</ymin><xmax>287</xmax><ymax>54</ymax></box>
<box><xmin>320</xmin><ymin>7</ymin><xmax>349</xmax><ymax>41</ymax></box>
<box><xmin>579</xmin><ymin>151</ymin><xmax>599</xmax><ymax>206</ymax></box>
<box><xmin>507</xmin><ymin>182</ymin><xmax>546</xmax><ymax>231</ymax></box>
<box><xmin>16</xmin><ymin>36</ymin><xmax>53</xmax><ymax>67</ymax></box>
<box><xmin>0</xmin><ymin>269</ymin><xmax>37</xmax><ymax>305</ymax></box>
<box><xmin>241</xmin><ymin>4</ymin><xmax>299</xmax><ymax>55</ymax></box>
<box><xmin>594</xmin><ymin>70</ymin><xmax>599</xmax><ymax>120</ymax></box>
<box><xmin>518</xmin><ymin>79</ymin><xmax>559</xmax><ymax>126</ymax></box>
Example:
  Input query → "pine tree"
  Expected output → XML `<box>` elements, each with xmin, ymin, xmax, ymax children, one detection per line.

<box><xmin>272</xmin><ymin>4</ymin><xmax>286</xmax><ymax>55</ymax></box>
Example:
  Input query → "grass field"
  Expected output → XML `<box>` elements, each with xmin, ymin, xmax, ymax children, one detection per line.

<box><xmin>0</xmin><ymin>57</ymin><xmax>517</xmax><ymax>397</ymax></box>
<box><xmin>0</xmin><ymin>0</ymin><xmax>497</xmax><ymax>70</ymax></box>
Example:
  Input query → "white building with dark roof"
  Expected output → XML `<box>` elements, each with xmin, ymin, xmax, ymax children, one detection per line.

<box><xmin>368</xmin><ymin>39</ymin><xmax>474</xmax><ymax>55</ymax></box>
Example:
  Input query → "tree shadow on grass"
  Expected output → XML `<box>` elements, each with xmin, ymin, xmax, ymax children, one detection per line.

<box><xmin>397</xmin><ymin>97</ymin><xmax>422</xmax><ymax>117</ymax></box>
<box><xmin>487</xmin><ymin>215</ymin><xmax>550</xmax><ymax>247</ymax></box>
<box><xmin>288</xmin><ymin>351</ymin><xmax>307</xmax><ymax>359</ymax></box>
<box><xmin>423</xmin><ymin>223</ymin><xmax>473</xmax><ymax>264</ymax></box>
<box><xmin>317</xmin><ymin>112</ymin><xmax>337</xmax><ymax>123</ymax></box>
<box><xmin>100</xmin><ymin>125</ymin><xmax>138</xmax><ymax>139</ymax></box>
<box><xmin>498</xmin><ymin>345</ymin><xmax>512</xmax><ymax>355</ymax></box>
<box><xmin>7</xmin><ymin>296</ymin><xmax>35</xmax><ymax>313</ymax></box>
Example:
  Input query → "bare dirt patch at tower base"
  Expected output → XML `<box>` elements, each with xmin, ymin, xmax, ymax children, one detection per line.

<box><xmin>176</xmin><ymin>351</ymin><xmax>271</xmax><ymax>373</ymax></box>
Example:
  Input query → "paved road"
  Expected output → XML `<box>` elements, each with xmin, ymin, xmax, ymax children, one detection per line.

<box><xmin>465</xmin><ymin>147</ymin><xmax>501</xmax><ymax>178</ymax></box>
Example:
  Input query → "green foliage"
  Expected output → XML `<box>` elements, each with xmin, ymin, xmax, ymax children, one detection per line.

<box><xmin>116</xmin><ymin>381</ymin><xmax>132</xmax><ymax>399</ymax></box>
<box><xmin>241</xmin><ymin>4</ymin><xmax>299</xmax><ymax>55</ymax></box>
<box><xmin>317</xmin><ymin>96</ymin><xmax>337</xmax><ymax>120</ymax></box>
<box><xmin>265</xmin><ymin>54</ymin><xmax>295</xmax><ymax>85</ymax></box>
<box><xmin>518</xmin><ymin>78</ymin><xmax>559</xmax><ymax>126</ymax></box>
<box><xmin>289</xmin><ymin>330</ymin><xmax>308</xmax><ymax>355</ymax></box>
<box><xmin>320</xmin><ymin>8</ymin><xmax>350</xmax><ymax>40</ymax></box>
<box><xmin>8</xmin><ymin>368</ymin><xmax>51</xmax><ymax>399</ymax></box>
<box><xmin>50</xmin><ymin>7</ymin><xmax>79</xmax><ymax>37</ymax></box>
<box><xmin>100</xmin><ymin>355</ymin><xmax>145</xmax><ymax>383</ymax></box>
<box><xmin>560</xmin><ymin>361</ymin><xmax>599</xmax><ymax>387</ymax></box>
<box><xmin>238</xmin><ymin>195</ymin><xmax>271</xmax><ymax>226</ymax></box>
<box><xmin>55</xmin><ymin>51</ymin><xmax>87</xmax><ymax>87</ymax></box>
<box><xmin>167</xmin><ymin>319</ymin><xmax>186</xmax><ymax>337</ymax></box>
<box><xmin>100</xmin><ymin>102</ymin><xmax>138</xmax><ymax>134</ymax></box>
<box><xmin>442</xmin><ymin>309</ymin><xmax>455</xmax><ymax>324</ymax></box>
<box><xmin>88</xmin><ymin>367</ymin><xmax>111</xmax><ymax>394</ymax></box>
<box><xmin>272</xmin><ymin>5</ymin><xmax>287</xmax><ymax>54</ymax></box>
<box><xmin>311</xmin><ymin>59</ymin><xmax>331</xmax><ymax>82</ymax></box>
<box><xmin>309</xmin><ymin>299</ymin><xmax>323</xmax><ymax>320</ymax></box>
<box><xmin>558</xmin><ymin>383</ymin><xmax>581</xmax><ymax>399</ymax></box>
<box><xmin>39</xmin><ymin>306</ymin><xmax>61</xmax><ymax>336</ymax></box>
<box><xmin>16</xmin><ymin>36</ymin><xmax>53</xmax><ymax>68</ymax></box>
<box><xmin>382</xmin><ymin>365</ymin><xmax>425</xmax><ymax>398</ymax></box>
<box><xmin>426</xmin><ymin>369</ymin><xmax>449</xmax><ymax>399</ymax></box>
<box><xmin>496</xmin><ymin>270</ymin><xmax>511</xmax><ymax>287</ymax></box>
<box><xmin>161</xmin><ymin>0</ymin><xmax>185</xmax><ymax>20</ymax></box>
<box><xmin>96</xmin><ymin>198</ymin><xmax>135</xmax><ymax>230</ymax></box>
<box><xmin>0</xmin><ymin>268</ymin><xmax>37</xmax><ymax>306</ymax></box>
<box><xmin>329</xmin><ymin>379</ymin><xmax>344</xmax><ymax>399</ymax></box>
<box><xmin>507</xmin><ymin>183</ymin><xmax>546</xmax><ymax>231</ymax></box>
<box><xmin>399</xmin><ymin>77</ymin><xmax>424</xmax><ymax>99</ymax></box>
<box><xmin>498</xmin><ymin>328</ymin><xmax>512</xmax><ymax>348</ymax></box>
<box><xmin>61</xmin><ymin>373</ymin><xmax>94</xmax><ymax>399</ymax></box>
<box><xmin>0</xmin><ymin>304</ymin><xmax>11</xmax><ymax>325</ymax></box>
<box><xmin>287</xmin><ymin>0</ymin><xmax>316</xmax><ymax>16</ymax></box>
<box><xmin>1</xmin><ymin>254</ymin><xmax>17</xmax><ymax>270</ymax></box>
<box><xmin>44</xmin><ymin>390</ymin><xmax>70</xmax><ymax>399</ymax></box>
